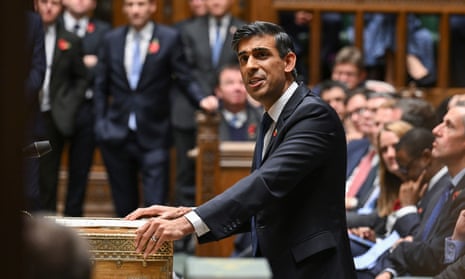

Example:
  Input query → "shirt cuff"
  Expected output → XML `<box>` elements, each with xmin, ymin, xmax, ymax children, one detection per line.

<box><xmin>383</xmin><ymin>268</ymin><xmax>397</xmax><ymax>278</ymax></box>
<box><xmin>184</xmin><ymin>211</ymin><xmax>210</xmax><ymax>237</ymax></box>
<box><xmin>444</xmin><ymin>237</ymin><xmax>465</xmax><ymax>264</ymax></box>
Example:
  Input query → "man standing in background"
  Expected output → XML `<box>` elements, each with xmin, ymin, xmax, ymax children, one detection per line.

<box><xmin>35</xmin><ymin>0</ymin><xmax>88</xmax><ymax>213</ymax></box>
<box><xmin>171</xmin><ymin>0</ymin><xmax>246</xmax><ymax>208</ymax></box>
<box><xmin>60</xmin><ymin>0</ymin><xmax>111</xmax><ymax>217</ymax></box>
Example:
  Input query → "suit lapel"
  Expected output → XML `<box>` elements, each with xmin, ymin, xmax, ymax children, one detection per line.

<box><xmin>137</xmin><ymin>23</ymin><xmax>158</xmax><ymax>89</ymax></box>
<box><xmin>262</xmin><ymin>84</ymin><xmax>308</xmax><ymax>160</ymax></box>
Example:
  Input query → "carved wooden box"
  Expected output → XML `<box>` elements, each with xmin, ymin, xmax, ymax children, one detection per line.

<box><xmin>52</xmin><ymin>217</ymin><xmax>173</xmax><ymax>279</ymax></box>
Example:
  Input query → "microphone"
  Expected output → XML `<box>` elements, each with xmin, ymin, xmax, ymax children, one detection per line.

<box><xmin>23</xmin><ymin>140</ymin><xmax>52</xmax><ymax>158</ymax></box>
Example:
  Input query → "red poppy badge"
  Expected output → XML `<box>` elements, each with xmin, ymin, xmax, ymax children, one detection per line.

<box><xmin>148</xmin><ymin>39</ymin><xmax>160</xmax><ymax>54</ymax></box>
<box><xmin>272</xmin><ymin>129</ymin><xmax>277</xmax><ymax>137</ymax></box>
<box><xmin>452</xmin><ymin>189</ymin><xmax>462</xmax><ymax>201</ymax></box>
<box><xmin>57</xmin><ymin>38</ymin><xmax>70</xmax><ymax>51</ymax></box>
<box><xmin>86</xmin><ymin>22</ymin><xmax>95</xmax><ymax>33</ymax></box>
<box><xmin>248</xmin><ymin>124</ymin><xmax>257</xmax><ymax>139</ymax></box>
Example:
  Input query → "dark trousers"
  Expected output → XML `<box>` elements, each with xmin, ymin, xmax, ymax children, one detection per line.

<box><xmin>39</xmin><ymin>112</ymin><xmax>65</xmax><ymax>213</ymax></box>
<box><xmin>99</xmin><ymin>132</ymin><xmax>170</xmax><ymax>217</ymax></box>
<box><xmin>172</xmin><ymin>127</ymin><xmax>196</xmax><ymax>206</ymax></box>
<box><xmin>65</xmin><ymin>100</ymin><xmax>95</xmax><ymax>216</ymax></box>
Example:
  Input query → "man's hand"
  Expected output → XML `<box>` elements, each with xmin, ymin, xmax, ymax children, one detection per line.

<box><xmin>349</xmin><ymin>227</ymin><xmax>376</xmax><ymax>242</ymax></box>
<box><xmin>375</xmin><ymin>271</ymin><xmax>393</xmax><ymax>279</ymax></box>
<box><xmin>125</xmin><ymin>205</ymin><xmax>192</xmax><ymax>220</ymax></box>
<box><xmin>83</xmin><ymin>54</ymin><xmax>98</xmax><ymax>68</ymax></box>
<box><xmin>200</xmin><ymin>95</ymin><xmax>218</xmax><ymax>112</ymax></box>
<box><xmin>452</xmin><ymin>209</ymin><xmax>465</xmax><ymax>241</ymax></box>
<box><xmin>134</xmin><ymin>216</ymin><xmax>195</xmax><ymax>258</ymax></box>
<box><xmin>399</xmin><ymin>170</ymin><xmax>427</xmax><ymax>207</ymax></box>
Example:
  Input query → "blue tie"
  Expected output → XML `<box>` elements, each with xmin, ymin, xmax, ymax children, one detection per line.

<box><xmin>251</xmin><ymin>112</ymin><xmax>273</xmax><ymax>256</ymax></box>
<box><xmin>421</xmin><ymin>183</ymin><xmax>453</xmax><ymax>241</ymax></box>
<box><xmin>130</xmin><ymin>33</ymin><xmax>142</xmax><ymax>90</ymax></box>
<box><xmin>212</xmin><ymin>21</ymin><xmax>222</xmax><ymax>67</ymax></box>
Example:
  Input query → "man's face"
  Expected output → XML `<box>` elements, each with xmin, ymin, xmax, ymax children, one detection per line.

<box><xmin>35</xmin><ymin>0</ymin><xmax>63</xmax><ymax>25</ymax></box>
<box><xmin>396</xmin><ymin>148</ymin><xmax>426</xmax><ymax>182</ymax></box>
<box><xmin>237</xmin><ymin>34</ymin><xmax>296</xmax><ymax>110</ymax></box>
<box><xmin>215</xmin><ymin>68</ymin><xmax>248</xmax><ymax>112</ymax></box>
<box><xmin>206</xmin><ymin>0</ymin><xmax>232</xmax><ymax>18</ymax></box>
<box><xmin>320</xmin><ymin>87</ymin><xmax>346</xmax><ymax>120</ymax></box>
<box><xmin>189</xmin><ymin>0</ymin><xmax>207</xmax><ymax>17</ymax></box>
<box><xmin>361</xmin><ymin>97</ymin><xmax>388</xmax><ymax>138</ymax></box>
<box><xmin>345</xmin><ymin>94</ymin><xmax>367</xmax><ymax>133</ymax></box>
<box><xmin>63</xmin><ymin>0</ymin><xmax>95</xmax><ymax>17</ymax></box>
<box><xmin>123</xmin><ymin>0</ymin><xmax>155</xmax><ymax>30</ymax></box>
<box><xmin>331</xmin><ymin>63</ymin><xmax>363</xmax><ymax>90</ymax></box>
<box><xmin>432</xmin><ymin>106</ymin><xmax>465</xmax><ymax>168</ymax></box>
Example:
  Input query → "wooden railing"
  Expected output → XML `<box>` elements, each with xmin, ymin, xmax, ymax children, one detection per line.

<box><xmin>273</xmin><ymin>0</ymin><xmax>465</xmax><ymax>105</ymax></box>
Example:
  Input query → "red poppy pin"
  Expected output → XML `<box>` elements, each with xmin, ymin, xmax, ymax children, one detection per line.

<box><xmin>452</xmin><ymin>190</ymin><xmax>462</xmax><ymax>201</ymax></box>
<box><xmin>248</xmin><ymin>124</ymin><xmax>257</xmax><ymax>139</ymax></box>
<box><xmin>57</xmin><ymin>38</ymin><xmax>70</xmax><ymax>51</ymax></box>
<box><xmin>148</xmin><ymin>39</ymin><xmax>160</xmax><ymax>54</ymax></box>
<box><xmin>86</xmin><ymin>22</ymin><xmax>95</xmax><ymax>33</ymax></box>
<box><xmin>272</xmin><ymin>129</ymin><xmax>277</xmax><ymax>137</ymax></box>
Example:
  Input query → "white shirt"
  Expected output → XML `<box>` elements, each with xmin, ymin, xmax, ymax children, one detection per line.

<box><xmin>209</xmin><ymin>14</ymin><xmax>231</xmax><ymax>49</ymax></box>
<box><xmin>40</xmin><ymin>24</ymin><xmax>56</xmax><ymax>112</ymax></box>
<box><xmin>63</xmin><ymin>11</ymin><xmax>89</xmax><ymax>38</ymax></box>
<box><xmin>124</xmin><ymin>22</ymin><xmax>154</xmax><ymax>130</ymax></box>
<box><xmin>185</xmin><ymin>81</ymin><xmax>299</xmax><ymax>237</ymax></box>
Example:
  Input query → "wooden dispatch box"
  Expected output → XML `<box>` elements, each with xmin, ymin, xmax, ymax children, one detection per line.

<box><xmin>51</xmin><ymin>217</ymin><xmax>173</xmax><ymax>279</ymax></box>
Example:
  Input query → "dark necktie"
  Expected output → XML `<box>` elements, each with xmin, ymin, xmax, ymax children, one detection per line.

<box><xmin>253</xmin><ymin>112</ymin><xmax>273</xmax><ymax>168</ymax></box>
<box><xmin>421</xmin><ymin>183</ymin><xmax>454</xmax><ymax>241</ymax></box>
<box><xmin>251</xmin><ymin>112</ymin><xmax>273</xmax><ymax>256</ymax></box>
<box><xmin>73</xmin><ymin>23</ymin><xmax>80</xmax><ymax>35</ymax></box>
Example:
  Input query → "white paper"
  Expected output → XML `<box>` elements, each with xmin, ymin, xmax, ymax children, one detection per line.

<box><xmin>47</xmin><ymin>217</ymin><xmax>147</xmax><ymax>228</ymax></box>
<box><xmin>353</xmin><ymin>231</ymin><xmax>400</xmax><ymax>270</ymax></box>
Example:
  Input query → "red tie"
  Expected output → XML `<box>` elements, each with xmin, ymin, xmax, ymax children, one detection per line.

<box><xmin>347</xmin><ymin>149</ymin><xmax>376</xmax><ymax>197</ymax></box>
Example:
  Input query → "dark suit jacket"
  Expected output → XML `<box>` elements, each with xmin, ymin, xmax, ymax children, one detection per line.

<box><xmin>48</xmin><ymin>24</ymin><xmax>87</xmax><ymax>136</ymax></box>
<box><xmin>172</xmin><ymin>15</ymin><xmax>246</xmax><ymax>129</ymax></box>
<box><xmin>218</xmin><ymin>103</ymin><xmax>262</xmax><ymax>141</ymax></box>
<box><xmin>346</xmin><ymin>138</ymin><xmax>370</xmax><ymax>178</ymax></box>
<box><xmin>387</xmin><ymin>175</ymin><xmax>465</xmax><ymax>276</ymax></box>
<box><xmin>25</xmin><ymin>11</ymin><xmax>46</xmax><ymax>140</ymax></box>
<box><xmin>434</xmin><ymin>253</ymin><xmax>465</xmax><ymax>279</ymax></box>
<box><xmin>94</xmin><ymin>22</ymin><xmax>205</xmax><ymax>149</ymax></box>
<box><xmin>195</xmin><ymin>85</ymin><xmax>356</xmax><ymax>278</ymax></box>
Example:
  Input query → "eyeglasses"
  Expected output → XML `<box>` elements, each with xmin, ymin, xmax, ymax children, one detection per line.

<box><xmin>346</xmin><ymin>107</ymin><xmax>366</xmax><ymax>118</ymax></box>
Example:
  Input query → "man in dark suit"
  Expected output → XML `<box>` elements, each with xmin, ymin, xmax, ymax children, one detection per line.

<box><xmin>215</xmin><ymin>64</ymin><xmax>261</xmax><ymax>141</ymax></box>
<box><xmin>60</xmin><ymin>0</ymin><xmax>111</xmax><ymax>217</ymax></box>
<box><xmin>374</xmin><ymin>105</ymin><xmax>465</xmax><ymax>278</ymax></box>
<box><xmin>94</xmin><ymin>0</ymin><xmax>217</xmax><ymax>217</ymax></box>
<box><xmin>35</xmin><ymin>0</ymin><xmax>88</xmax><ymax>213</ymax></box>
<box><xmin>171</xmin><ymin>0</ymin><xmax>246</xmax><ymax>207</ymax></box>
<box><xmin>128</xmin><ymin>21</ymin><xmax>356</xmax><ymax>279</ymax></box>
<box><xmin>24</xmin><ymin>10</ymin><xmax>46</xmax><ymax>212</ymax></box>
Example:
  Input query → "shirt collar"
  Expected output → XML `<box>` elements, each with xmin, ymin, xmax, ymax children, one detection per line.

<box><xmin>451</xmin><ymin>167</ymin><xmax>465</xmax><ymax>187</ymax></box>
<box><xmin>63</xmin><ymin>11</ymin><xmax>89</xmax><ymax>36</ymax></box>
<box><xmin>267</xmin><ymin>81</ymin><xmax>298</xmax><ymax>122</ymax></box>
<box><xmin>429</xmin><ymin>167</ymin><xmax>450</xmax><ymax>191</ymax></box>
<box><xmin>128</xmin><ymin>21</ymin><xmax>154</xmax><ymax>42</ymax></box>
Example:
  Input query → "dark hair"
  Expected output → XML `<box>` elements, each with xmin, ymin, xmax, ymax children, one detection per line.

<box><xmin>396</xmin><ymin>98</ymin><xmax>439</xmax><ymax>130</ymax></box>
<box><xmin>319</xmin><ymin>80</ymin><xmax>349</xmax><ymax>96</ymax></box>
<box><xmin>395</xmin><ymin>127</ymin><xmax>434</xmax><ymax>159</ymax></box>
<box><xmin>232</xmin><ymin>21</ymin><xmax>297</xmax><ymax>79</ymax></box>
<box><xmin>214</xmin><ymin>64</ymin><xmax>241</xmax><ymax>87</ymax></box>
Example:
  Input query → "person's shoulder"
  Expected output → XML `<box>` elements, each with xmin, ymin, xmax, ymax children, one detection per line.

<box><xmin>89</xmin><ymin>18</ymin><xmax>112</xmax><ymax>32</ymax></box>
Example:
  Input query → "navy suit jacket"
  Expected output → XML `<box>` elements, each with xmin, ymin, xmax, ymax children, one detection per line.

<box><xmin>387</xmin><ymin>175</ymin><xmax>465</xmax><ymax>276</ymax></box>
<box><xmin>25</xmin><ymin>11</ymin><xmax>46</xmax><ymax>141</ymax></box>
<box><xmin>94</xmin><ymin>22</ymin><xmax>205</xmax><ymax>149</ymax></box>
<box><xmin>195</xmin><ymin>85</ymin><xmax>356</xmax><ymax>278</ymax></box>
